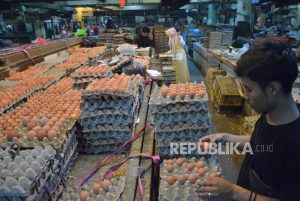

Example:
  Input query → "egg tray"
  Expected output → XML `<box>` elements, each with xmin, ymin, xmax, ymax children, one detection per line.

<box><xmin>0</xmin><ymin>85</ymin><xmax>50</xmax><ymax>115</ymax></box>
<box><xmin>157</xmin><ymin>147</ymin><xmax>209</xmax><ymax>158</ymax></box>
<box><xmin>80</xmin><ymin>136</ymin><xmax>132</xmax><ymax>146</ymax></box>
<box><xmin>110</xmin><ymin>59</ymin><xmax>133</xmax><ymax>74</ymax></box>
<box><xmin>71</xmin><ymin>70</ymin><xmax>113</xmax><ymax>80</ymax></box>
<box><xmin>155</xmin><ymin>129</ymin><xmax>211</xmax><ymax>144</ymax></box>
<box><xmin>61</xmin><ymin>176</ymin><xmax>126</xmax><ymax>201</ymax></box>
<box><xmin>159</xmin><ymin>157</ymin><xmax>221</xmax><ymax>201</ymax></box>
<box><xmin>0</xmin><ymin>146</ymin><xmax>58</xmax><ymax>200</ymax></box>
<box><xmin>79</xmin><ymin>131</ymin><xmax>133</xmax><ymax>141</ymax></box>
<box><xmin>150</xmin><ymin>83</ymin><xmax>209</xmax><ymax>105</ymax></box>
<box><xmin>80</xmin><ymin>115</ymin><xmax>134</xmax><ymax>127</ymax></box>
<box><xmin>79</xmin><ymin>143</ymin><xmax>131</xmax><ymax>154</ymax></box>
<box><xmin>154</xmin><ymin>121</ymin><xmax>210</xmax><ymax>133</ymax></box>
<box><xmin>153</xmin><ymin>111</ymin><xmax>210</xmax><ymax>125</ymax></box>
<box><xmin>0</xmin><ymin>121</ymin><xmax>78</xmax><ymax>153</ymax></box>
<box><xmin>81</xmin><ymin>123</ymin><xmax>133</xmax><ymax>133</ymax></box>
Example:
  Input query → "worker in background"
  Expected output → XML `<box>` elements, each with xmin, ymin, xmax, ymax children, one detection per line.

<box><xmin>165</xmin><ymin>27</ymin><xmax>190</xmax><ymax>83</ymax></box>
<box><xmin>175</xmin><ymin>26</ymin><xmax>186</xmax><ymax>50</ymax></box>
<box><xmin>197</xmin><ymin>40</ymin><xmax>300</xmax><ymax>201</ymax></box>
<box><xmin>133</xmin><ymin>26</ymin><xmax>152</xmax><ymax>48</ymax></box>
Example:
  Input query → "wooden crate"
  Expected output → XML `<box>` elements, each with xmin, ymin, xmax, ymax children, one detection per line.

<box><xmin>212</xmin><ymin>76</ymin><xmax>243</xmax><ymax>107</ymax></box>
<box><xmin>205</xmin><ymin>68</ymin><xmax>226</xmax><ymax>101</ymax></box>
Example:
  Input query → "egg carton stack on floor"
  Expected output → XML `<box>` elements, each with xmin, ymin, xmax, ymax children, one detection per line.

<box><xmin>71</xmin><ymin>65</ymin><xmax>113</xmax><ymax>89</ymax></box>
<box><xmin>159</xmin><ymin>54</ymin><xmax>175</xmax><ymax>85</ymax></box>
<box><xmin>79</xmin><ymin>74</ymin><xmax>144</xmax><ymax>154</ymax></box>
<box><xmin>159</xmin><ymin>157</ymin><xmax>221</xmax><ymax>201</ymax></box>
<box><xmin>0</xmin><ymin>145</ymin><xmax>60</xmax><ymax>201</ymax></box>
<box><xmin>149</xmin><ymin>83</ymin><xmax>210</xmax><ymax>158</ymax></box>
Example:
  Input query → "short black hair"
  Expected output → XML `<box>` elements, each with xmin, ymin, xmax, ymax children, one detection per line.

<box><xmin>141</xmin><ymin>26</ymin><xmax>150</xmax><ymax>33</ymax></box>
<box><xmin>235</xmin><ymin>39</ymin><xmax>298</xmax><ymax>94</ymax></box>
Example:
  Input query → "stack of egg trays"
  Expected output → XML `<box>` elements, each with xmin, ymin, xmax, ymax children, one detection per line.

<box><xmin>71</xmin><ymin>69</ymin><xmax>113</xmax><ymax>89</ymax></box>
<box><xmin>162</xmin><ymin>66</ymin><xmax>176</xmax><ymax>85</ymax></box>
<box><xmin>0</xmin><ymin>145</ymin><xmax>58</xmax><ymax>201</ymax></box>
<box><xmin>149</xmin><ymin>83</ymin><xmax>210</xmax><ymax>158</ymax></box>
<box><xmin>159</xmin><ymin>156</ymin><xmax>221</xmax><ymax>201</ymax></box>
<box><xmin>61</xmin><ymin>176</ymin><xmax>126</xmax><ymax>201</ymax></box>
<box><xmin>79</xmin><ymin>77</ymin><xmax>144</xmax><ymax>154</ymax></box>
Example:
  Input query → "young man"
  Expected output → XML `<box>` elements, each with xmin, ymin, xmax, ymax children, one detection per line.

<box><xmin>133</xmin><ymin>26</ymin><xmax>152</xmax><ymax>48</ymax></box>
<box><xmin>197</xmin><ymin>40</ymin><xmax>300</xmax><ymax>201</ymax></box>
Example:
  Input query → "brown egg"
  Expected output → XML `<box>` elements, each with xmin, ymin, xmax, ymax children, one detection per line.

<box><xmin>198</xmin><ymin>90</ymin><xmax>205</xmax><ymax>98</ymax></box>
<box><xmin>177</xmin><ymin>175</ymin><xmax>187</xmax><ymax>185</ymax></box>
<box><xmin>179</xmin><ymin>91</ymin><xmax>186</xmax><ymax>100</ymax></box>
<box><xmin>0</xmin><ymin>133</ymin><xmax>4</xmax><ymax>139</ymax></box>
<box><xmin>188</xmin><ymin>174</ymin><xmax>197</xmax><ymax>184</ymax></box>
<box><xmin>169</xmin><ymin>92</ymin><xmax>177</xmax><ymax>100</ymax></box>
<box><xmin>196</xmin><ymin>161</ymin><xmax>205</xmax><ymax>169</ymax></box>
<box><xmin>92</xmin><ymin>183</ymin><xmax>102</xmax><ymax>194</ymax></box>
<box><xmin>161</xmin><ymin>87</ymin><xmax>169</xmax><ymax>98</ymax></box>
<box><xmin>6</xmin><ymin>128</ymin><xmax>19</xmax><ymax>141</ymax></box>
<box><xmin>27</xmin><ymin>130</ymin><xmax>37</xmax><ymax>140</ymax></box>
<box><xmin>166</xmin><ymin>164</ymin><xmax>174</xmax><ymax>173</ymax></box>
<box><xmin>166</xmin><ymin>159</ymin><xmax>174</xmax><ymax>165</ymax></box>
<box><xmin>189</xmin><ymin>90</ymin><xmax>196</xmax><ymax>99</ymax></box>
<box><xmin>36</xmin><ymin>129</ymin><xmax>47</xmax><ymax>140</ymax></box>
<box><xmin>102</xmin><ymin>179</ymin><xmax>112</xmax><ymax>192</ymax></box>
<box><xmin>176</xmin><ymin>158</ymin><xmax>184</xmax><ymax>166</ymax></box>
<box><xmin>186</xmin><ymin>162</ymin><xmax>195</xmax><ymax>171</ymax></box>
<box><xmin>167</xmin><ymin>176</ymin><xmax>176</xmax><ymax>185</ymax></box>
<box><xmin>47</xmin><ymin>130</ymin><xmax>58</xmax><ymax>141</ymax></box>
<box><xmin>79</xmin><ymin>191</ymin><xmax>90</xmax><ymax>201</ymax></box>
<box><xmin>198</xmin><ymin>168</ymin><xmax>206</xmax><ymax>176</ymax></box>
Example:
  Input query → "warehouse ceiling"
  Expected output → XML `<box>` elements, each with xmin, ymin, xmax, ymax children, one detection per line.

<box><xmin>0</xmin><ymin>0</ymin><xmax>192</xmax><ymax>12</ymax></box>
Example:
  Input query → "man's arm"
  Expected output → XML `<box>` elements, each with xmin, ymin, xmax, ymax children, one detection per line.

<box><xmin>200</xmin><ymin>133</ymin><xmax>251</xmax><ymax>146</ymax></box>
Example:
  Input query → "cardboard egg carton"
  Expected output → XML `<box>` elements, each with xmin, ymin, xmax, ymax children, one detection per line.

<box><xmin>0</xmin><ymin>145</ymin><xmax>57</xmax><ymax>200</ymax></box>
<box><xmin>80</xmin><ymin>115</ymin><xmax>134</xmax><ymax>127</ymax></box>
<box><xmin>81</xmin><ymin>132</ymin><xmax>132</xmax><ymax>142</ymax></box>
<box><xmin>81</xmin><ymin>124</ymin><xmax>132</xmax><ymax>133</ymax></box>
<box><xmin>61</xmin><ymin>176</ymin><xmax>126</xmax><ymax>201</ymax></box>
<box><xmin>80</xmin><ymin>97</ymin><xmax>135</xmax><ymax>112</ymax></box>
<box><xmin>155</xmin><ymin>128</ymin><xmax>210</xmax><ymax>143</ymax></box>
<box><xmin>154</xmin><ymin>121</ymin><xmax>210</xmax><ymax>133</ymax></box>
<box><xmin>151</xmin><ymin>102</ymin><xmax>209</xmax><ymax>114</ymax></box>
<box><xmin>159</xmin><ymin>157</ymin><xmax>221</xmax><ymax>200</ymax></box>
<box><xmin>80</xmin><ymin>145</ymin><xmax>130</xmax><ymax>154</ymax></box>
<box><xmin>153</xmin><ymin>111</ymin><xmax>210</xmax><ymax>126</ymax></box>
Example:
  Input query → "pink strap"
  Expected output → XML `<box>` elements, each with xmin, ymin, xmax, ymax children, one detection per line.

<box><xmin>76</xmin><ymin>125</ymin><xmax>154</xmax><ymax>187</ymax></box>
<box><xmin>23</xmin><ymin>49</ymin><xmax>35</xmax><ymax>65</ymax></box>
<box><xmin>102</xmin><ymin>153</ymin><xmax>160</xmax><ymax>201</ymax></box>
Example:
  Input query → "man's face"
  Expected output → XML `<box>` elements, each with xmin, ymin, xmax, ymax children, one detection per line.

<box><xmin>142</xmin><ymin>32</ymin><xmax>149</xmax><ymax>37</ymax></box>
<box><xmin>240</xmin><ymin>77</ymin><xmax>275</xmax><ymax>113</ymax></box>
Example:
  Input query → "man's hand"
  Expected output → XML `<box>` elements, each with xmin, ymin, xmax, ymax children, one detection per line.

<box><xmin>200</xmin><ymin>133</ymin><xmax>227</xmax><ymax>143</ymax></box>
<box><xmin>195</xmin><ymin>176</ymin><xmax>234</xmax><ymax>200</ymax></box>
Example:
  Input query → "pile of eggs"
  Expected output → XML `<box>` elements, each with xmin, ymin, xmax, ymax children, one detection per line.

<box><xmin>160</xmin><ymin>157</ymin><xmax>221</xmax><ymax>201</ymax></box>
<box><xmin>163</xmin><ymin>158</ymin><xmax>218</xmax><ymax>185</ymax></box>
<box><xmin>46</xmin><ymin>77</ymin><xmax>73</xmax><ymax>94</ymax></box>
<box><xmin>160</xmin><ymin>83</ymin><xmax>205</xmax><ymax>100</ymax></box>
<box><xmin>79</xmin><ymin>74</ymin><xmax>144</xmax><ymax>154</ymax></box>
<box><xmin>0</xmin><ymin>146</ymin><xmax>56</xmax><ymax>199</ymax></box>
<box><xmin>0</xmin><ymin>79</ymin><xmax>81</xmax><ymax>142</ymax></box>
<box><xmin>5</xmin><ymin>66</ymin><xmax>45</xmax><ymax>81</ymax></box>
<box><xmin>150</xmin><ymin>83</ymin><xmax>210</xmax><ymax>158</ymax></box>
<box><xmin>85</xmin><ymin>73</ymin><xmax>142</xmax><ymax>95</ymax></box>
<box><xmin>73</xmin><ymin>65</ymin><xmax>110</xmax><ymax>78</ymax></box>
<box><xmin>72</xmin><ymin>65</ymin><xmax>112</xmax><ymax>89</ymax></box>
<box><xmin>0</xmin><ymin>76</ymin><xmax>54</xmax><ymax>110</ymax></box>
<box><xmin>62</xmin><ymin>177</ymin><xmax>126</xmax><ymax>201</ymax></box>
